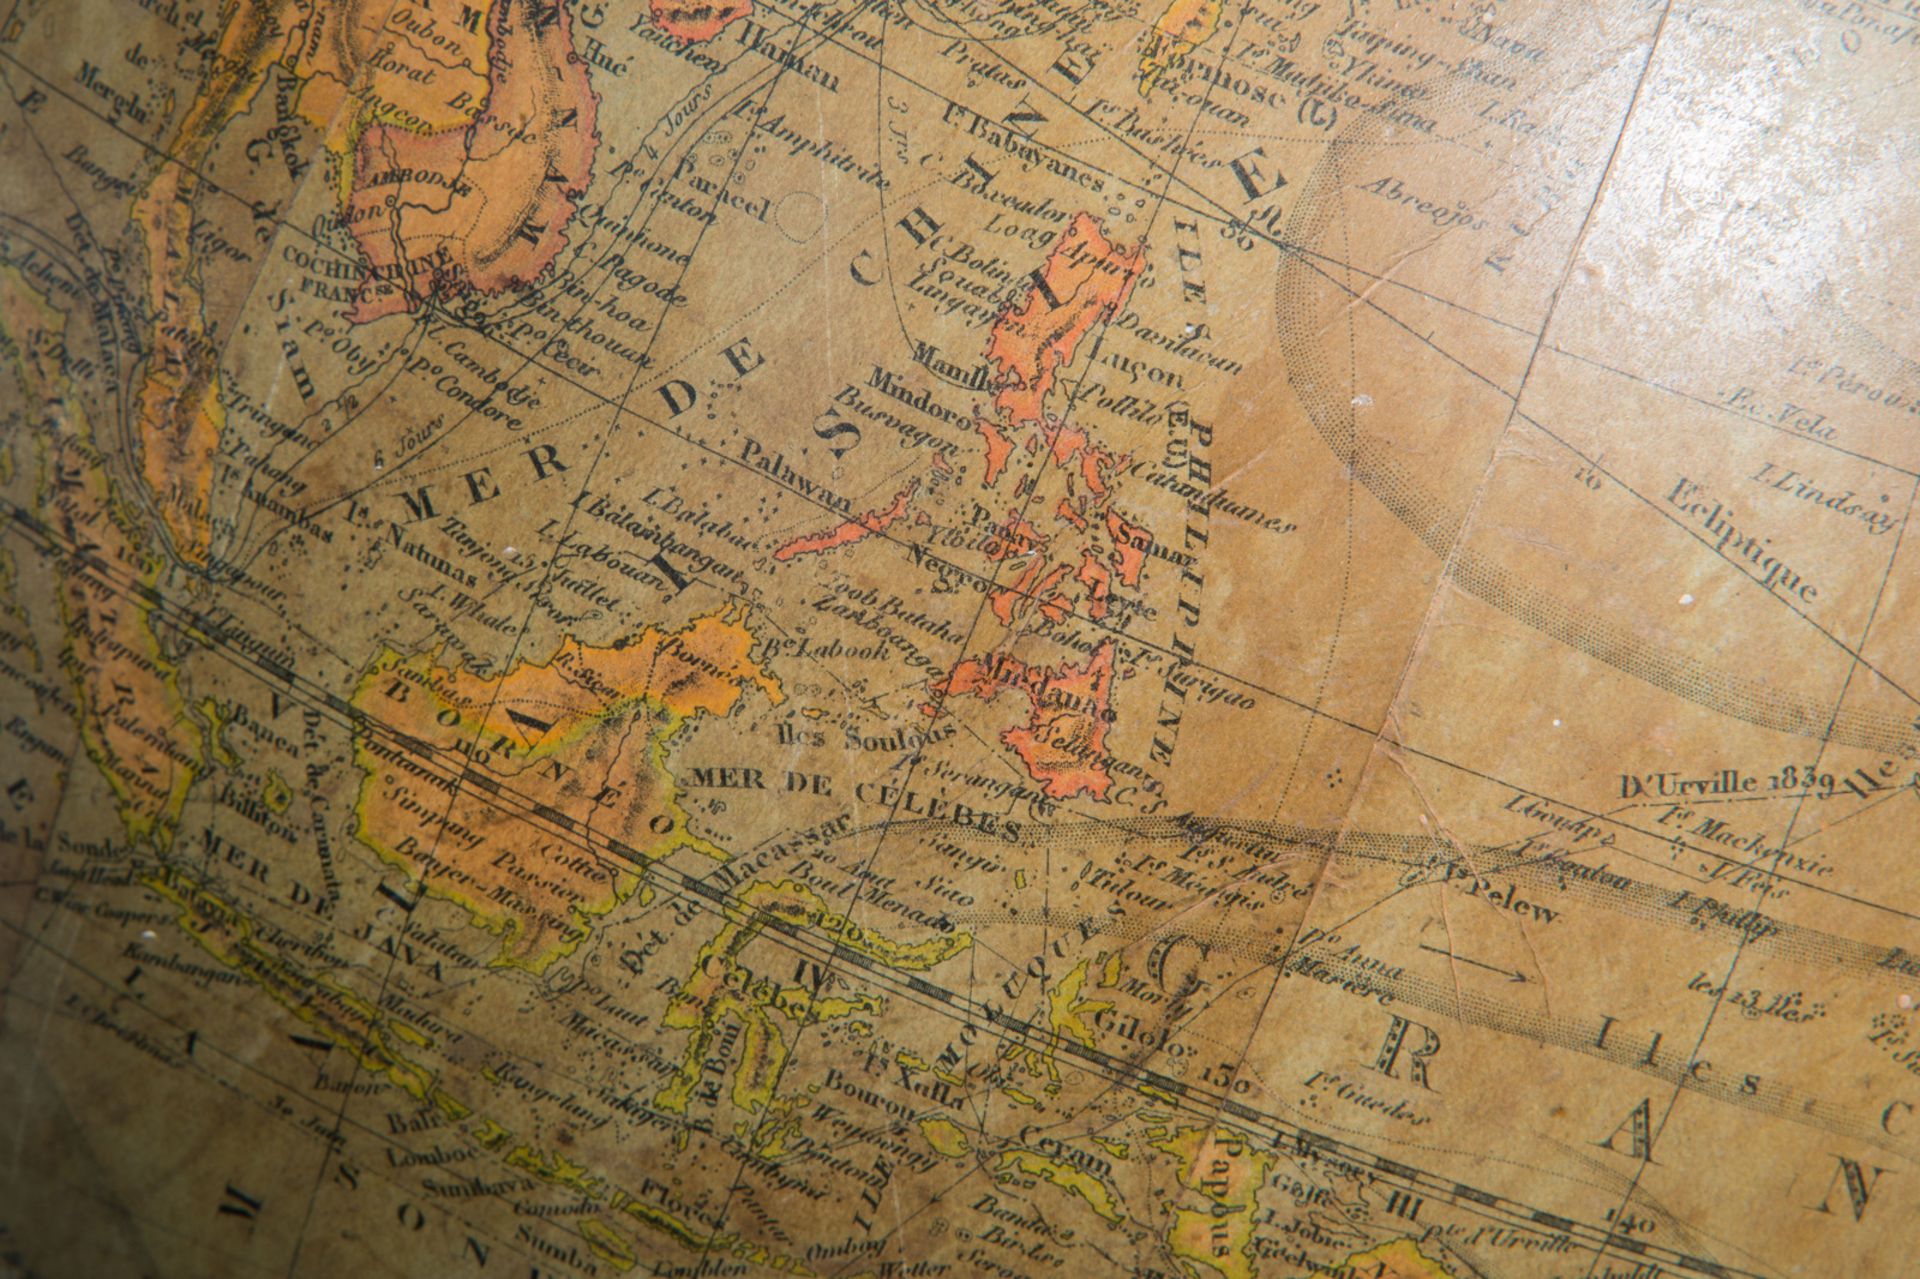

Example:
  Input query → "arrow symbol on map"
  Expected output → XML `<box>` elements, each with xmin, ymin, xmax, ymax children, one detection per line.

<box><xmin>1417</xmin><ymin>943</ymin><xmax>1529</xmax><ymax>983</ymax></box>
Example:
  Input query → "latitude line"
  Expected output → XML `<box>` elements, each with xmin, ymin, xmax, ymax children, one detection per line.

<box><xmin>1580</xmin><ymin>475</ymin><xmax>1920</xmax><ymax>1276</ymax></box>
<box><xmin>10</xmin><ymin>494</ymin><xmax>1919</xmax><ymax>929</ymax></box>
<box><xmin>4</xmin><ymin>0</ymin><xmax>1912</xmax><ymax>1274</ymax></box>
<box><xmin>0</xmin><ymin>856</ymin><xmax>1768</xmax><ymax>1279</ymax></box>
<box><xmin>5</xmin><ymin>493</ymin><xmax>1908</xmax><ymax>1206</ymax></box>
<box><xmin>687</xmin><ymin>0</ymin><xmax>1241</xmax><ymax>1255</ymax></box>
<box><xmin>18</xmin><ymin>4</ymin><xmax>1916</xmax><ymax>705</ymax></box>
<box><xmin>11</xmin><ymin>2</ymin><xmax>1893</xmax><ymax>764</ymax></box>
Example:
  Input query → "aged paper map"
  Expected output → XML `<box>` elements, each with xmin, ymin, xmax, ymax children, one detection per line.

<box><xmin>0</xmin><ymin>0</ymin><xmax>1915</xmax><ymax>1273</ymax></box>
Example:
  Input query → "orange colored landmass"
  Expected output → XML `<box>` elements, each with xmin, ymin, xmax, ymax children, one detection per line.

<box><xmin>958</xmin><ymin>214</ymin><xmax>1154</xmax><ymax>628</ymax></box>
<box><xmin>1076</xmin><ymin>550</ymin><xmax>1112</xmax><ymax>619</ymax></box>
<box><xmin>126</xmin><ymin>0</ymin><xmax>295</xmax><ymax>563</ymax></box>
<box><xmin>982</xmin><ymin>511</ymin><xmax>1054</xmax><ymax>625</ymax></box>
<box><xmin>975</xmin><ymin>416</ymin><xmax>1016</xmax><ymax>488</ymax></box>
<box><xmin>299</xmin><ymin>0</ymin><xmax>492</xmax><ymax>136</ymax></box>
<box><xmin>991</xmin><ymin>558</ymin><xmax>1075</xmax><ymax>626</ymax></box>
<box><xmin>933</xmin><ymin>214</ymin><xmax>1154</xmax><ymax>788</ymax></box>
<box><xmin>1138</xmin><ymin>0</ymin><xmax>1225</xmax><ymax>97</ymax></box>
<box><xmin>773</xmin><ymin>481</ymin><xmax>916</xmax><ymax>561</ymax></box>
<box><xmin>929</xmin><ymin>640</ymin><xmax>1117</xmax><ymax>799</ymax></box>
<box><xmin>984</xmin><ymin>213</ymin><xmax>1146</xmax><ymax>434</ymax></box>
<box><xmin>130</xmin><ymin>166</ymin><xmax>226</xmax><ymax>566</ymax></box>
<box><xmin>984</xmin><ymin>512</ymin><xmax>1045</xmax><ymax>563</ymax></box>
<box><xmin>351</xmin><ymin>608</ymin><xmax>782</xmax><ymax>970</ymax></box>
<box><xmin>1107</xmin><ymin>510</ymin><xmax>1148</xmax><ymax>585</ymax></box>
<box><xmin>293</xmin><ymin>0</ymin><xmax>494</xmax><ymax>206</ymax></box>
<box><xmin>124</xmin><ymin>0</ymin><xmax>497</xmax><ymax>560</ymax></box>
<box><xmin>344</xmin><ymin>0</ymin><xmax>601</xmax><ymax>321</ymax></box>
<box><xmin>0</xmin><ymin>268</ymin><xmax>203</xmax><ymax>849</ymax></box>
<box><xmin>651</xmin><ymin>0</ymin><xmax>753</xmax><ymax>41</ymax></box>
<box><xmin>1041</xmin><ymin>420</ymin><xmax>1122</xmax><ymax>497</ymax></box>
